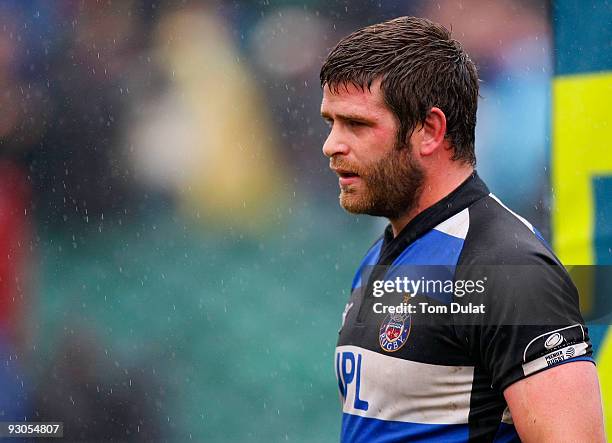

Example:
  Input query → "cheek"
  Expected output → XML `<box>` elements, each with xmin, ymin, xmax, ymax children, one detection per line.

<box><xmin>354</xmin><ymin>128</ymin><xmax>396</xmax><ymax>164</ymax></box>
<box><xmin>371</xmin><ymin>123</ymin><xmax>399</xmax><ymax>148</ymax></box>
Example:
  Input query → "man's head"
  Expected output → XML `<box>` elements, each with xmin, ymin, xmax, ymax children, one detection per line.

<box><xmin>320</xmin><ymin>17</ymin><xmax>479</xmax><ymax>220</ymax></box>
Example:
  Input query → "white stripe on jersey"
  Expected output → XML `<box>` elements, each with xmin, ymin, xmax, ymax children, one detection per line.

<box><xmin>489</xmin><ymin>193</ymin><xmax>535</xmax><ymax>232</ymax></box>
<box><xmin>433</xmin><ymin>207</ymin><xmax>470</xmax><ymax>240</ymax></box>
<box><xmin>337</xmin><ymin>345</ymin><xmax>474</xmax><ymax>425</ymax></box>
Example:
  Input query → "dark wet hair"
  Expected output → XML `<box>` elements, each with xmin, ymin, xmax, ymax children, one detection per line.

<box><xmin>320</xmin><ymin>16</ymin><xmax>479</xmax><ymax>165</ymax></box>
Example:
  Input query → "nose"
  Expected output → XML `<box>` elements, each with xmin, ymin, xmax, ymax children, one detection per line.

<box><xmin>322</xmin><ymin>129</ymin><xmax>350</xmax><ymax>158</ymax></box>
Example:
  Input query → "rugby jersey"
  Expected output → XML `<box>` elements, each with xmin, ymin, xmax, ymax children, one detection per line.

<box><xmin>335</xmin><ymin>173</ymin><xmax>593</xmax><ymax>442</ymax></box>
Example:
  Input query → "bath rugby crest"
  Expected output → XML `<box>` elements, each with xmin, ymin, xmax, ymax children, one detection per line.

<box><xmin>378</xmin><ymin>311</ymin><xmax>410</xmax><ymax>352</ymax></box>
<box><xmin>335</xmin><ymin>173</ymin><xmax>593</xmax><ymax>443</ymax></box>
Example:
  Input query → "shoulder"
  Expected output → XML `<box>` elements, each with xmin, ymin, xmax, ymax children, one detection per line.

<box><xmin>455</xmin><ymin>193</ymin><xmax>580</xmax><ymax>330</ymax></box>
<box><xmin>459</xmin><ymin>193</ymin><xmax>559</xmax><ymax>266</ymax></box>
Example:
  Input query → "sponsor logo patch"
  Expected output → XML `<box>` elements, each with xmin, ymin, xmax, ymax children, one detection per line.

<box><xmin>521</xmin><ymin>324</ymin><xmax>589</xmax><ymax>376</ymax></box>
<box><xmin>523</xmin><ymin>324</ymin><xmax>584</xmax><ymax>363</ymax></box>
<box><xmin>544</xmin><ymin>332</ymin><xmax>564</xmax><ymax>349</ymax></box>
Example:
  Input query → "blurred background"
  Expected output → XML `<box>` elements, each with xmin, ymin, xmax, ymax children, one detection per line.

<box><xmin>0</xmin><ymin>0</ymin><xmax>607</xmax><ymax>441</ymax></box>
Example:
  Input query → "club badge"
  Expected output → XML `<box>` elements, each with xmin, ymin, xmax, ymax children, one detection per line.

<box><xmin>379</xmin><ymin>304</ymin><xmax>411</xmax><ymax>353</ymax></box>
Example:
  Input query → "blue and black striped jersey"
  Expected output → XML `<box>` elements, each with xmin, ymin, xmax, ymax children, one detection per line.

<box><xmin>335</xmin><ymin>173</ymin><xmax>593</xmax><ymax>442</ymax></box>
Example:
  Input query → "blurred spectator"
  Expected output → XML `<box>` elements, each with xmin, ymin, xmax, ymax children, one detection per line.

<box><xmin>0</xmin><ymin>3</ymin><xmax>41</xmax><ymax>421</ymax></box>
<box><xmin>128</xmin><ymin>3</ymin><xmax>286</xmax><ymax>231</ymax></box>
<box><xmin>27</xmin><ymin>0</ymin><xmax>147</xmax><ymax>228</ymax></box>
<box><xmin>0</xmin><ymin>160</ymin><xmax>31</xmax><ymax>421</ymax></box>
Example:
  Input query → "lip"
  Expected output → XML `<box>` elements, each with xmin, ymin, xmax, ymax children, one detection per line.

<box><xmin>332</xmin><ymin>168</ymin><xmax>360</xmax><ymax>186</ymax></box>
<box><xmin>338</xmin><ymin>175</ymin><xmax>360</xmax><ymax>186</ymax></box>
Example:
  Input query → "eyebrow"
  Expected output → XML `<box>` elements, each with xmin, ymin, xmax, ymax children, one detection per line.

<box><xmin>320</xmin><ymin>111</ymin><xmax>374</xmax><ymax>124</ymax></box>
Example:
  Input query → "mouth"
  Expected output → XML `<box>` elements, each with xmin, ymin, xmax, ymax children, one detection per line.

<box><xmin>332</xmin><ymin>168</ymin><xmax>361</xmax><ymax>186</ymax></box>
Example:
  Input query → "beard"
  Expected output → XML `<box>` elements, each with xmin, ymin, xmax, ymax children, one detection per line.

<box><xmin>331</xmin><ymin>142</ymin><xmax>424</xmax><ymax>220</ymax></box>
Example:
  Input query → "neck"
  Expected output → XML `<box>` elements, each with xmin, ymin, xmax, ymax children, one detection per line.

<box><xmin>388</xmin><ymin>165</ymin><xmax>474</xmax><ymax>237</ymax></box>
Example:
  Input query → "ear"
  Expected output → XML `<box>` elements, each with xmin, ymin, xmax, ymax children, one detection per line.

<box><xmin>418</xmin><ymin>107</ymin><xmax>447</xmax><ymax>156</ymax></box>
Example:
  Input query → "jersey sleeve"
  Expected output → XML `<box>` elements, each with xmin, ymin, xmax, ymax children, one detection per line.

<box><xmin>453</xmin><ymin>258</ymin><xmax>594</xmax><ymax>392</ymax></box>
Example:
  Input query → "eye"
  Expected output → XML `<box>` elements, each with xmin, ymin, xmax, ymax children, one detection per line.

<box><xmin>347</xmin><ymin>120</ymin><xmax>365</xmax><ymax>128</ymax></box>
<box><xmin>324</xmin><ymin>118</ymin><xmax>334</xmax><ymax>129</ymax></box>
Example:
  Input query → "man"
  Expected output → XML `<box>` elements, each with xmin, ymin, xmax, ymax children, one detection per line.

<box><xmin>320</xmin><ymin>17</ymin><xmax>605</xmax><ymax>442</ymax></box>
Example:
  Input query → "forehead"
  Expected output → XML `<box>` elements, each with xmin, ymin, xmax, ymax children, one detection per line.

<box><xmin>320</xmin><ymin>79</ymin><xmax>391</xmax><ymax>121</ymax></box>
